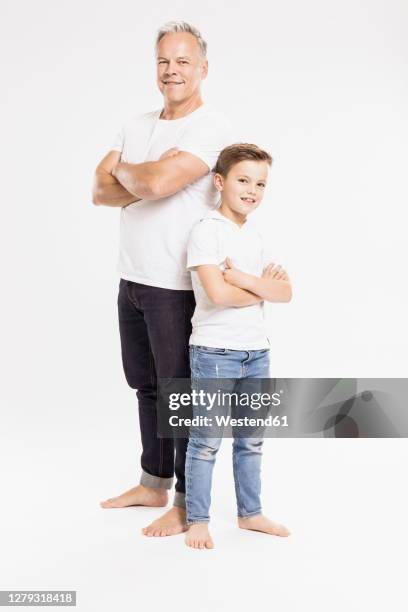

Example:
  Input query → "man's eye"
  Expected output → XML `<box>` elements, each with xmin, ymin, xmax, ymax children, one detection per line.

<box><xmin>179</xmin><ymin>61</ymin><xmax>188</xmax><ymax>64</ymax></box>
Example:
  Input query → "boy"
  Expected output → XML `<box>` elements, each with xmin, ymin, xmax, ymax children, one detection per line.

<box><xmin>184</xmin><ymin>143</ymin><xmax>292</xmax><ymax>549</ymax></box>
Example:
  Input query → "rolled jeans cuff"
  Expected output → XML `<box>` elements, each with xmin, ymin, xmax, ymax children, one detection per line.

<box><xmin>140</xmin><ymin>470</ymin><xmax>173</xmax><ymax>490</ymax></box>
<box><xmin>186</xmin><ymin>518</ymin><xmax>210</xmax><ymax>525</ymax></box>
<box><xmin>173</xmin><ymin>492</ymin><xmax>186</xmax><ymax>509</ymax></box>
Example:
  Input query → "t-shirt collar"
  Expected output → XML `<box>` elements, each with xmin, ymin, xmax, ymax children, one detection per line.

<box><xmin>205</xmin><ymin>207</ymin><xmax>248</xmax><ymax>229</ymax></box>
<box><xmin>157</xmin><ymin>103</ymin><xmax>207</xmax><ymax>123</ymax></box>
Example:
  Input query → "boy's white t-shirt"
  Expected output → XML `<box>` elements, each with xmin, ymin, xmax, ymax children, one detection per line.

<box><xmin>187</xmin><ymin>209</ymin><xmax>271</xmax><ymax>350</ymax></box>
<box><xmin>111</xmin><ymin>105</ymin><xmax>232</xmax><ymax>290</ymax></box>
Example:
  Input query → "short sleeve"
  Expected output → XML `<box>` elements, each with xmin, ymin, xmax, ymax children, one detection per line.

<box><xmin>177</xmin><ymin>111</ymin><xmax>232</xmax><ymax>171</ymax></box>
<box><xmin>111</xmin><ymin>125</ymin><xmax>125</xmax><ymax>153</ymax></box>
<box><xmin>187</xmin><ymin>220</ymin><xmax>220</xmax><ymax>271</ymax></box>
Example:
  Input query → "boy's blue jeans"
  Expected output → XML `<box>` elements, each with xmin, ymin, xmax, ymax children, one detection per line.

<box><xmin>185</xmin><ymin>345</ymin><xmax>270</xmax><ymax>524</ymax></box>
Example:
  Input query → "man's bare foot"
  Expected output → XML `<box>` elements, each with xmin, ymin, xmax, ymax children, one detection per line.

<box><xmin>185</xmin><ymin>523</ymin><xmax>214</xmax><ymax>549</ymax></box>
<box><xmin>100</xmin><ymin>485</ymin><xmax>168</xmax><ymax>509</ymax></box>
<box><xmin>142</xmin><ymin>506</ymin><xmax>187</xmax><ymax>537</ymax></box>
<box><xmin>238</xmin><ymin>514</ymin><xmax>290</xmax><ymax>537</ymax></box>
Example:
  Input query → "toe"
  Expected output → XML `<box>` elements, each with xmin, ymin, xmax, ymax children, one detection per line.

<box><xmin>102</xmin><ymin>498</ymin><xmax>120</xmax><ymax>508</ymax></box>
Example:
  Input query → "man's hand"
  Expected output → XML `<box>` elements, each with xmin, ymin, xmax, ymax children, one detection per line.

<box><xmin>159</xmin><ymin>147</ymin><xmax>180</xmax><ymax>160</ymax></box>
<box><xmin>262</xmin><ymin>262</ymin><xmax>290</xmax><ymax>281</ymax></box>
<box><xmin>92</xmin><ymin>150</ymin><xmax>141</xmax><ymax>207</ymax></box>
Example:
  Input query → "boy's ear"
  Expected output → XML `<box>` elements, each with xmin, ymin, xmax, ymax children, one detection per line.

<box><xmin>213</xmin><ymin>173</ymin><xmax>224</xmax><ymax>192</ymax></box>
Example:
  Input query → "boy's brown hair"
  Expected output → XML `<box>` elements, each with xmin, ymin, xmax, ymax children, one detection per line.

<box><xmin>213</xmin><ymin>143</ymin><xmax>273</xmax><ymax>177</ymax></box>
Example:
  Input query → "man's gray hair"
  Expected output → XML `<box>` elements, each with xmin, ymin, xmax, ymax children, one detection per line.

<box><xmin>156</xmin><ymin>21</ymin><xmax>207</xmax><ymax>58</ymax></box>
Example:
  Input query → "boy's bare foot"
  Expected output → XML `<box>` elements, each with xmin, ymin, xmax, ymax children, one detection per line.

<box><xmin>142</xmin><ymin>506</ymin><xmax>187</xmax><ymax>537</ymax></box>
<box><xmin>238</xmin><ymin>515</ymin><xmax>290</xmax><ymax>537</ymax></box>
<box><xmin>185</xmin><ymin>523</ymin><xmax>214</xmax><ymax>549</ymax></box>
<box><xmin>100</xmin><ymin>485</ymin><xmax>168</xmax><ymax>509</ymax></box>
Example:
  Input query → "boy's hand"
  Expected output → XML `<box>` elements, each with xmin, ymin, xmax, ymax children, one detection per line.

<box><xmin>159</xmin><ymin>147</ymin><xmax>180</xmax><ymax>160</ymax></box>
<box><xmin>223</xmin><ymin>257</ymin><xmax>252</xmax><ymax>290</ymax></box>
<box><xmin>262</xmin><ymin>262</ymin><xmax>289</xmax><ymax>281</ymax></box>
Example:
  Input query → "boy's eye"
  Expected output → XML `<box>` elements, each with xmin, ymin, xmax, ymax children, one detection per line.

<box><xmin>238</xmin><ymin>178</ymin><xmax>247</xmax><ymax>183</ymax></box>
<box><xmin>258</xmin><ymin>183</ymin><xmax>266</xmax><ymax>188</ymax></box>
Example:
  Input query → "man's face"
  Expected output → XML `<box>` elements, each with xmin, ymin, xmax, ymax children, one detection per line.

<box><xmin>215</xmin><ymin>160</ymin><xmax>270</xmax><ymax>216</ymax></box>
<box><xmin>156</xmin><ymin>32</ymin><xmax>208</xmax><ymax>104</ymax></box>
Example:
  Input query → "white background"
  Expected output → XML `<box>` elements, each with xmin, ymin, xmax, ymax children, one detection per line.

<box><xmin>1</xmin><ymin>0</ymin><xmax>407</xmax><ymax>610</ymax></box>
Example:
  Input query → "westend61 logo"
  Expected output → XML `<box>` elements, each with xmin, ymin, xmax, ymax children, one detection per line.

<box><xmin>168</xmin><ymin>389</ymin><xmax>282</xmax><ymax>411</ymax></box>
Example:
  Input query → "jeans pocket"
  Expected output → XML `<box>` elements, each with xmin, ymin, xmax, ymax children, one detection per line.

<box><xmin>196</xmin><ymin>345</ymin><xmax>227</xmax><ymax>355</ymax></box>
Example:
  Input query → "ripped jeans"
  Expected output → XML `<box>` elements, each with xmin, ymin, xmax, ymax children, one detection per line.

<box><xmin>185</xmin><ymin>345</ymin><xmax>270</xmax><ymax>524</ymax></box>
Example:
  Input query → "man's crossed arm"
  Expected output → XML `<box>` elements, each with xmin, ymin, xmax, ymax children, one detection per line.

<box><xmin>92</xmin><ymin>151</ymin><xmax>138</xmax><ymax>207</ymax></box>
<box><xmin>92</xmin><ymin>147</ymin><xmax>209</xmax><ymax>207</ymax></box>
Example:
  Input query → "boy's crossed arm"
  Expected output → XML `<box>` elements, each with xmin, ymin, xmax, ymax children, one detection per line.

<box><xmin>223</xmin><ymin>258</ymin><xmax>292</xmax><ymax>303</ymax></box>
<box><xmin>196</xmin><ymin>265</ymin><xmax>263</xmax><ymax>308</ymax></box>
<box><xmin>196</xmin><ymin>258</ymin><xmax>292</xmax><ymax>308</ymax></box>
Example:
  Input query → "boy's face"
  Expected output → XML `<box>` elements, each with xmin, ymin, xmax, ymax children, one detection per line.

<box><xmin>215</xmin><ymin>160</ymin><xmax>269</xmax><ymax>216</ymax></box>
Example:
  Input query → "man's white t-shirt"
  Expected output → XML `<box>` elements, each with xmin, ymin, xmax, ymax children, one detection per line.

<box><xmin>187</xmin><ymin>209</ymin><xmax>271</xmax><ymax>350</ymax></box>
<box><xmin>111</xmin><ymin>105</ymin><xmax>232</xmax><ymax>290</ymax></box>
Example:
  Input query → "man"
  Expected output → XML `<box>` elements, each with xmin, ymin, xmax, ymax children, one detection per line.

<box><xmin>93</xmin><ymin>21</ymin><xmax>231</xmax><ymax>536</ymax></box>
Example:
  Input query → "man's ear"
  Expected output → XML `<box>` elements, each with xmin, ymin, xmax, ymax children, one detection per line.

<box><xmin>213</xmin><ymin>172</ymin><xmax>224</xmax><ymax>192</ymax></box>
<box><xmin>201</xmin><ymin>59</ymin><xmax>209</xmax><ymax>80</ymax></box>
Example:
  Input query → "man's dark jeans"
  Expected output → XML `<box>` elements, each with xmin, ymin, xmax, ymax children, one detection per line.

<box><xmin>118</xmin><ymin>279</ymin><xmax>195</xmax><ymax>505</ymax></box>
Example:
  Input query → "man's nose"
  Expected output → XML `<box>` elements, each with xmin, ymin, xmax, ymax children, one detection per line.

<box><xmin>164</xmin><ymin>60</ymin><xmax>178</xmax><ymax>76</ymax></box>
